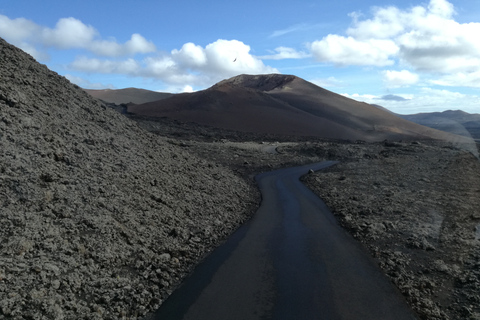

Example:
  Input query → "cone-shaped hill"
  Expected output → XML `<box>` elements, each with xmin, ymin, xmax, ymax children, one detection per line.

<box><xmin>129</xmin><ymin>74</ymin><xmax>467</xmax><ymax>143</ymax></box>
<box><xmin>0</xmin><ymin>38</ymin><xmax>254</xmax><ymax>318</ymax></box>
<box><xmin>85</xmin><ymin>87</ymin><xmax>173</xmax><ymax>105</ymax></box>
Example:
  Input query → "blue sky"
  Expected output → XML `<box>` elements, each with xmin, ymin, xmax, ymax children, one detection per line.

<box><xmin>1</xmin><ymin>0</ymin><xmax>479</xmax><ymax>114</ymax></box>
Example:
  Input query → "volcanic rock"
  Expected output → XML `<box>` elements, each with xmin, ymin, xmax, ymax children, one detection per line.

<box><xmin>0</xmin><ymin>37</ymin><xmax>255</xmax><ymax>319</ymax></box>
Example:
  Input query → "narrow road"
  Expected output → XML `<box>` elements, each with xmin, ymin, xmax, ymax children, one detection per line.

<box><xmin>149</xmin><ymin>162</ymin><xmax>417</xmax><ymax>320</ymax></box>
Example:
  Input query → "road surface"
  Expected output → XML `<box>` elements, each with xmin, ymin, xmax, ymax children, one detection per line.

<box><xmin>148</xmin><ymin>162</ymin><xmax>417</xmax><ymax>320</ymax></box>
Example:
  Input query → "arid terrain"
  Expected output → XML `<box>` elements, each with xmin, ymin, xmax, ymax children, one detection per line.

<box><xmin>2</xmin><ymin>36</ymin><xmax>480</xmax><ymax>320</ymax></box>
<box><xmin>302</xmin><ymin>141</ymin><xmax>480</xmax><ymax>320</ymax></box>
<box><xmin>130</xmin><ymin>115</ymin><xmax>480</xmax><ymax>320</ymax></box>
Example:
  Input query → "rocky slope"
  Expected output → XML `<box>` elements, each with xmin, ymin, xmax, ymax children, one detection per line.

<box><xmin>0</xmin><ymin>38</ymin><xmax>256</xmax><ymax>319</ymax></box>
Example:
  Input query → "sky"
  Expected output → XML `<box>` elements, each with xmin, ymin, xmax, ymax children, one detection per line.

<box><xmin>0</xmin><ymin>0</ymin><xmax>479</xmax><ymax>114</ymax></box>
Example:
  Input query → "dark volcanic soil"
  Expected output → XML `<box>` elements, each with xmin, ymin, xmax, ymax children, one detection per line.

<box><xmin>302</xmin><ymin>141</ymin><xmax>480</xmax><ymax>320</ymax></box>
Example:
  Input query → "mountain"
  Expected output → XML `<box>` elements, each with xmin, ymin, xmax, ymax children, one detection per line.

<box><xmin>84</xmin><ymin>87</ymin><xmax>172</xmax><ymax>105</ymax></box>
<box><xmin>399</xmin><ymin>110</ymin><xmax>480</xmax><ymax>141</ymax></box>
<box><xmin>128</xmin><ymin>74</ymin><xmax>468</xmax><ymax>143</ymax></box>
<box><xmin>0</xmin><ymin>38</ymin><xmax>253</xmax><ymax>318</ymax></box>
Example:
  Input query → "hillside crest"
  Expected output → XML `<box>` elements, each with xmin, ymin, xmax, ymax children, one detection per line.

<box><xmin>213</xmin><ymin>74</ymin><xmax>298</xmax><ymax>91</ymax></box>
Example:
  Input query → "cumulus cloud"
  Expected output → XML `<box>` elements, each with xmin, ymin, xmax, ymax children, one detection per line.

<box><xmin>0</xmin><ymin>15</ymin><xmax>155</xmax><ymax>57</ymax></box>
<box><xmin>0</xmin><ymin>15</ymin><xmax>46</xmax><ymax>59</ymax></box>
<box><xmin>70</xmin><ymin>39</ymin><xmax>278</xmax><ymax>88</ymax></box>
<box><xmin>41</xmin><ymin>17</ymin><xmax>97</xmax><ymax>49</ymax></box>
<box><xmin>259</xmin><ymin>47</ymin><xmax>310</xmax><ymax>60</ymax></box>
<box><xmin>428</xmin><ymin>0</ymin><xmax>455</xmax><ymax>18</ymax></box>
<box><xmin>310</xmin><ymin>0</ymin><xmax>480</xmax><ymax>86</ymax></box>
<box><xmin>383</xmin><ymin>70</ymin><xmax>419</xmax><ymax>88</ymax></box>
<box><xmin>89</xmin><ymin>33</ymin><xmax>156</xmax><ymax>57</ymax></box>
<box><xmin>309</xmin><ymin>35</ymin><xmax>398</xmax><ymax>66</ymax></box>
<box><xmin>171</xmin><ymin>42</ymin><xmax>208</xmax><ymax>68</ymax></box>
<box><xmin>201</xmin><ymin>39</ymin><xmax>277</xmax><ymax>77</ymax></box>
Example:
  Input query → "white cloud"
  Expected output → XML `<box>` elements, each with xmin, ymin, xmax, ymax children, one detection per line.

<box><xmin>89</xmin><ymin>33</ymin><xmax>156</xmax><ymax>57</ymax></box>
<box><xmin>0</xmin><ymin>15</ymin><xmax>155</xmax><ymax>57</ymax></box>
<box><xmin>124</xmin><ymin>34</ymin><xmax>156</xmax><ymax>55</ymax></box>
<box><xmin>259</xmin><ymin>47</ymin><xmax>310</xmax><ymax>60</ymax></box>
<box><xmin>311</xmin><ymin>0</ymin><xmax>480</xmax><ymax>87</ymax></box>
<box><xmin>309</xmin><ymin>35</ymin><xmax>398</xmax><ymax>66</ymax></box>
<box><xmin>420</xmin><ymin>87</ymin><xmax>466</xmax><ymax>99</ymax></box>
<box><xmin>70</xmin><ymin>39</ymin><xmax>278</xmax><ymax>88</ymax></box>
<box><xmin>0</xmin><ymin>15</ymin><xmax>47</xmax><ymax>59</ymax></box>
<box><xmin>171</xmin><ymin>42</ymin><xmax>208</xmax><ymax>68</ymax></box>
<box><xmin>383</xmin><ymin>70</ymin><xmax>419</xmax><ymax>88</ymax></box>
<box><xmin>41</xmin><ymin>17</ymin><xmax>97</xmax><ymax>49</ymax></box>
<box><xmin>428</xmin><ymin>0</ymin><xmax>455</xmax><ymax>18</ymax></box>
<box><xmin>346</xmin><ymin>8</ymin><xmax>404</xmax><ymax>40</ymax></box>
<box><xmin>396</xmin><ymin>19</ymin><xmax>480</xmax><ymax>73</ymax></box>
<box><xmin>202</xmin><ymin>39</ymin><xmax>277</xmax><ymax>77</ymax></box>
<box><xmin>0</xmin><ymin>15</ymin><xmax>39</xmax><ymax>42</ymax></box>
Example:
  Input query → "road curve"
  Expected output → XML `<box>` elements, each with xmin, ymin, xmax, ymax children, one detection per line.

<box><xmin>148</xmin><ymin>162</ymin><xmax>417</xmax><ymax>320</ymax></box>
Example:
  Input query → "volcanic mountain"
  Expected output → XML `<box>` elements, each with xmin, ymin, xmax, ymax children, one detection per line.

<box><xmin>85</xmin><ymin>87</ymin><xmax>172</xmax><ymax>105</ymax></box>
<box><xmin>128</xmin><ymin>74</ymin><xmax>467</xmax><ymax>142</ymax></box>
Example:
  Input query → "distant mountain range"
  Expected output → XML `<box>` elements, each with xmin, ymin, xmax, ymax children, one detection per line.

<box><xmin>84</xmin><ymin>75</ymin><xmax>478</xmax><ymax>143</ymax></box>
<box><xmin>398</xmin><ymin>110</ymin><xmax>480</xmax><ymax>141</ymax></box>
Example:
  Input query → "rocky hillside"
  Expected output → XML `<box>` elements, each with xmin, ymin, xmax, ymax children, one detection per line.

<box><xmin>0</xmin><ymin>38</ymin><xmax>256</xmax><ymax>319</ymax></box>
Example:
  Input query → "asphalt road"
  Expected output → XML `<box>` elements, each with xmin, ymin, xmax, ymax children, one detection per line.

<box><xmin>148</xmin><ymin>161</ymin><xmax>417</xmax><ymax>320</ymax></box>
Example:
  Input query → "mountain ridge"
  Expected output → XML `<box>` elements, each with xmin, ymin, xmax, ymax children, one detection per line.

<box><xmin>128</xmin><ymin>74</ymin><xmax>472</xmax><ymax>144</ymax></box>
<box><xmin>398</xmin><ymin>109</ymin><xmax>480</xmax><ymax>140</ymax></box>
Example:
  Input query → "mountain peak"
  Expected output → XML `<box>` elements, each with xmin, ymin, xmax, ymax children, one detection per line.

<box><xmin>214</xmin><ymin>74</ymin><xmax>298</xmax><ymax>91</ymax></box>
